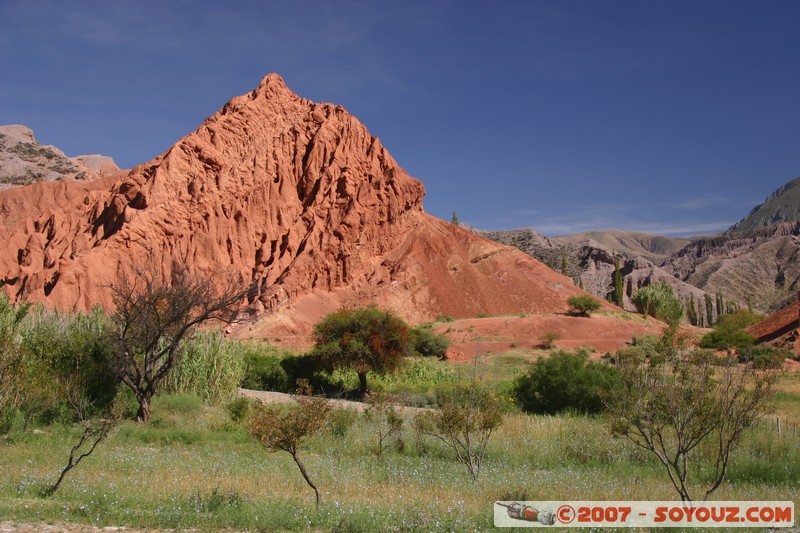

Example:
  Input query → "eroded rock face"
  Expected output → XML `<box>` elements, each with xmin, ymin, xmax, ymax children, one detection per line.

<box><xmin>1</xmin><ymin>75</ymin><xmax>424</xmax><ymax>310</ymax></box>
<box><xmin>661</xmin><ymin>222</ymin><xmax>800</xmax><ymax>312</ymax></box>
<box><xmin>0</xmin><ymin>74</ymin><xmax>600</xmax><ymax>331</ymax></box>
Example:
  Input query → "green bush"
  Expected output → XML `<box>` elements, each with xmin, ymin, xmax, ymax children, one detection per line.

<box><xmin>631</xmin><ymin>282</ymin><xmax>683</xmax><ymax>325</ymax></box>
<box><xmin>225</xmin><ymin>397</ymin><xmax>253</xmax><ymax>423</ymax></box>
<box><xmin>700</xmin><ymin>309</ymin><xmax>761</xmax><ymax>351</ymax></box>
<box><xmin>512</xmin><ymin>349</ymin><xmax>620</xmax><ymax>415</ymax></box>
<box><xmin>566</xmin><ymin>295</ymin><xmax>601</xmax><ymax>316</ymax></box>
<box><xmin>630</xmin><ymin>334</ymin><xmax>661</xmax><ymax>357</ymax></box>
<box><xmin>241</xmin><ymin>346</ymin><xmax>290</xmax><ymax>392</ymax></box>
<box><xmin>716</xmin><ymin>309</ymin><xmax>763</xmax><ymax>331</ymax></box>
<box><xmin>700</xmin><ymin>329</ymin><xmax>755</xmax><ymax>351</ymax></box>
<box><xmin>410</xmin><ymin>325</ymin><xmax>450</xmax><ymax>358</ymax></box>
<box><xmin>329</xmin><ymin>408</ymin><xmax>358</xmax><ymax>437</ymax></box>
<box><xmin>19</xmin><ymin>305</ymin><xmax>117</xmax><ymax>422</ymax></box>
<box><xmin>737</xmin><ymin>345</ymin><xmax>789</xmax><ymax>369</ymax></box>
<box><xmin>164</xmin><ymin>330</ymin><xmax>247</xmax><ymax>404</ymax></box>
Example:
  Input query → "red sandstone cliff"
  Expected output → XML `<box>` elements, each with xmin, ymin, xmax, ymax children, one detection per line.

<box><xmin>0</xmin><ymin>74</ymin><xmax>606</xmax><ymax>332</ymax></box>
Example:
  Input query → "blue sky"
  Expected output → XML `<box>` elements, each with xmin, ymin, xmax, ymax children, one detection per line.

<box><xmin>1</xmin><ymin>1</ymin><xmax>799</xmax><ymax>236</ymax></box>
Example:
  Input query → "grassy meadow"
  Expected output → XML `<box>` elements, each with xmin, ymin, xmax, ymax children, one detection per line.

<box><xmin>1</xmin><ymin>352</ymin><xmax>799</xmax><ymax>532</ymax></box>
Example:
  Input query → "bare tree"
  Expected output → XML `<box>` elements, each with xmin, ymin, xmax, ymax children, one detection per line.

<box><xmin>109</xmin><ymin>262</ymin><xmax>248</xmax><ymax>422</ymax></box>
<box><xmin>43</xmin><ymin>399</ymin><xmax>124</xmax><ymax>496</ymax></box>
<box><xmin>605</xmin><ymin>353</ymin><xmax>780</xmax><ymax>501</ymax></box>
<box><xmin>413</xmin><ymin>359</ymin><xmax>503</xmax><ymax>481</ymax></box>
<box><xmin>247</xmin><ymin>381</ymin><xmax>331</xmax><ymax>508</ymax></box>
<box><xmin>364</xmin><ymin>392</ymin><xmax>404</xmax><ymax>458</ymax></box>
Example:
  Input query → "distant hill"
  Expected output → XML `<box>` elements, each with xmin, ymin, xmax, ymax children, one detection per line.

<box><xmin>474</xmin><ymin>227</ymin><xmax>708</xmax><ymax>316</ymax></box>
<box><xmin>727</xmin><ymin>177</ymin><xmax>800</xmax><ymax>234</ymax></box>
<box><xmin>658</xmin><ymin>177</ymin><xmax>800</xmax><ymax>313</ymax></box>
<box><xmin>661</xmin><ymin>222</ymin><xmax>800</xmax><ymax>313</ymax></box>
<box><xmin>0</xmin><ymin>124</ymin><xmax>119</xmax><ymax>190</ymax></box>
<box><xmin>551</xmin><ymin>230</ymin><xmax>691</xmax><ymax>264</ymax></box>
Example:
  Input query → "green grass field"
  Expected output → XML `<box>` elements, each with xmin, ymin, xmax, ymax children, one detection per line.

<box><xmin>1</xmin><ymin>359</ymin><xmax>799</xmax><ymax>532</ymax></box>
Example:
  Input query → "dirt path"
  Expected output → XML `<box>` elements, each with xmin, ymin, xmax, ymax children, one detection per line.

<box><xmin>237</xmin><ymin>388</ymin><xmax>370</xmax><ymax>411</ymax></box>
<box><xmin>237</xmin><ymin>388</ymin><xmax>431</xmax><ymax>414</ymax></box>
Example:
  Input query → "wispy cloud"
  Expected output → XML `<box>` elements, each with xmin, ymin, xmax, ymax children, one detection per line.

<box><xmin>673</xmin><ymin>194</ymin><xmax>730</xmax><ymax>210</ymax></box>
<box><xmin>499</xmin><ymin>202</ymin><xmax>732</xmax><ymax>237</ymax></box>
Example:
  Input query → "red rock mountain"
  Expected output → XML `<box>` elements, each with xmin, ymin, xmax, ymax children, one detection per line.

<box><xmin>0</xmin><ymin>74</ymin><xmax>608</xmax><ymax>334</ymax></box>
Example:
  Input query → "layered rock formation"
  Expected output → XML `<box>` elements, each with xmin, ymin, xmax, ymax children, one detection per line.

<box><xmin>0</xmin><ymin>74</ymin><xmax>605</xmax><ymax>333</ymax></box>
<box><xmin>0</xmin><ymin>124</ymin><xmax>119</xmax><ymax>190</ymax></box>
<box><xmin>476</xmin><ymin>227</ymin><xmax>705</xmax><ymax>313</ymax></box>
<box><xmin>661</xmin><ymin>222</ymin><xmax>800</xmax><ymax>313</ymax></box>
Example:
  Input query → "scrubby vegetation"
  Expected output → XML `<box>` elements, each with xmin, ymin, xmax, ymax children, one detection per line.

<box><xmin>512</xmin><ymin>349</ymin><xmax>619</xmax><ymax>415</ymax></box>
<box><xmin>566</xmin><ymin>295</ymin><xmax>601</xmax><ymax>316</ymax></box>
<box><xmin>700</xmin><ymin>309</ymin><xmax>761</xmax><ymax>351</ymax></box>
<box><xmin>631</xmin><ymin>282</ymin><xmax>683</xmax><ymax>324</ymax></box>
<box><xmin>0</xmin><ymin>295</ymin><xmax>797</xmax><ymax>529</ymax></box>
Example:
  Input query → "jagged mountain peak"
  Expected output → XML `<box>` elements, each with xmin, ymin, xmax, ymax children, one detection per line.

<box><xmin>727</xmin><ymin>177</ymin><xmax>800</xmax><ymax>234</ymax></box>
<box><xmin>0</xmin><ymin>74</ymin><xmax>610</xmax><ymax>337</ymax></box>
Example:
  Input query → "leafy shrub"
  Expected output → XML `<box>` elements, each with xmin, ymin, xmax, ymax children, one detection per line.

<box><xmin>737</xmin><ymin>345</ymin><xmax>789</xmax><ymax>369</ymax></box>
<box><xmin>631</xmin><ymin>282</ymin><xmax>683</xmax><ymax>325</ymax></box>
<box><xmin>540</xmin><ymin>331</ymin><xmax>560</xmax><ymax>349</ymax></box>
<box><xmin>716</xmin><ymin>309</ymin><xmax>763</xmax><ymax>331</ymax></box>
<box><xmin>20</xmin><ymin>305</ymin><xmax>117</xmax><ymax>422</ymax></box>
<box><xmin>700</xmin><ymin>329</ymin><xmax>755</xmax><ymax>351</ymax></box>
<box><xmin>630</xmin><ymin>334</ymin><xmax>661</xmax><ymax>357</ymax></box>
<box><xmin>566</xmin><ymin>295</ymin><xmax>601</xmax><ymax>316</ymax></box>
<box><xmin>329</xmin><ymin>408</ymin><xmax>358</xmax><ymax>437</ymax></box>
<box><xmin>512</xmin><ymin>349</ymin><xmax>620</xmax><ymax>415</ymax></box>
<box><xmin>410</xmin><ymin>325</ymin><xmax>450</xmax><ymax>358</ymax></box>
<box><xmin>700</xmin><ymin>309</ymin><xmax>761</xmax><ymax>351</ymax></box>
<box><xmin>164</xmin><ymin>330</ymin><xmax>248</xmax><ymax>404</ymax></box>
<box><xmin>611</xmin><ymin>346</ymin><xmax>646</xmax><ymax>365</ymax></box>
<box><xmin>241</xmin><ymin>345</ymin><xmax>290</xmax><ymax>392</ymax></box>
<box><xmin>225</xmin><ymin>397</ymin><xmax>253</xmax><ymax>423</ymax></box>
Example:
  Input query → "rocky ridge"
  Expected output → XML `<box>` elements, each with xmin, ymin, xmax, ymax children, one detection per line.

<box><xmin>0</xmin><ymin>125</ymin><xmax>119</xmax><ymax>190</ymax></box>
<box><xmin>475</xmin><ymin>227</ymin><xmax>706</xmax><ymax>313</ymax></box>
<box><xmin>0</xmin><ymin>74</ymin><xmax>609</xmax><ymax>335</ymax></box>
<box><xmin>727</xmin><ymin>177</ymin><xmax>800</xmax><ymax>234</ymax></box>
<box><xmin>660</xmin><ymin>222</ymin><xmax>800</xmax><ymax>313</ymax></box>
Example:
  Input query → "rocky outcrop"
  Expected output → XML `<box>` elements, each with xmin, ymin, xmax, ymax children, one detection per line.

<box><xmin>475</xmin><ymin>227</ymin><xmax>706</xmax><ymax>313</ymax></box>
<box><xmin>0</xmin><ymin>125</ymin><xmax>119</xmax><ymax>190</ymax></box>
<box><xmin>661</xmin><ymin>222</ymin><xmax>800</xmax><ymax>313</ymax></box>
<box><xmin>552</xmin><ymin>230</ymin><xmax>690</xmax><ymax>263</ymax></box>
<box><xmin>0</xmin><ymin>74</ymin><xmax>606</xmax><ymax>333</ymax></box>
<box><xmin>728</xmin><ymin>177</ymin><xmax>800</xmax><ymax>234</ymax></box>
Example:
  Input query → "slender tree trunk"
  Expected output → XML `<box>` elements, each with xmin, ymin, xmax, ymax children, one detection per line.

<box><xmin>357</xmin><ymin>372</ymin><xmax>368</xmax><ymax>396</ymax></box>
<box><xmin>291</xmin><ymin>451</ymin><xmax>321</xmax><ymax>508</ymax></box>
<box><xmin>136</xmin><ymin>394</ymin><xmax>151</xmax><ymax>423</ymax></box>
